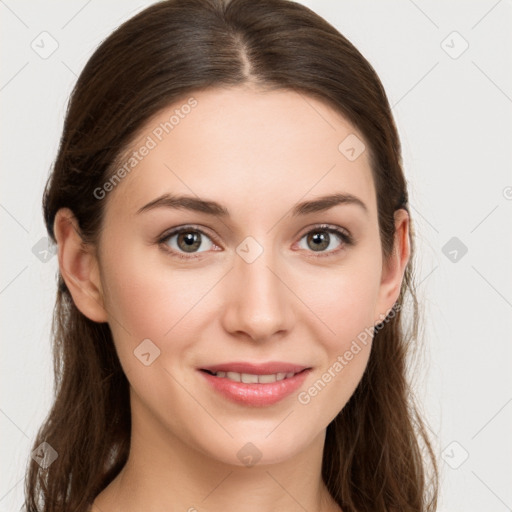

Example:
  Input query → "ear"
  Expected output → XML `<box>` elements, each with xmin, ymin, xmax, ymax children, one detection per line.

<box><xmin>53</xmin><ymin>208</ymin><xmax>108</xmax><ymax>323</ymax></box>
<box><xmin>374</xmin><ymin>208</ymin><xmax>410</xmax><ymax>324</ymax></box>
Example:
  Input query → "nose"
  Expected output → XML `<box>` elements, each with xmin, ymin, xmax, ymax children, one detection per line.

<box><xmin>220</xmin><ymin>245</ymin><xmax>296</xmax><ymax>343</ymax></box>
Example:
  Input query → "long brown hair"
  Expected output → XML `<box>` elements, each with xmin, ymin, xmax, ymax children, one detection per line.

<box><xmin>26</xmin><ymin>0</ymin><xmax>438</xmax><ymax>510</ymax></box>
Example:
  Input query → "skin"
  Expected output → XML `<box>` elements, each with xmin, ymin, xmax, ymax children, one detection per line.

<box><xmin>54</xmin><ymin>84</ymin><xmax>410</xmax><ymax>512</ymax></box>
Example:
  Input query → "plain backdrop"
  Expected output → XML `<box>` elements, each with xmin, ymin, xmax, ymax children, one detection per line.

<box><xmin>1</xmin><ymin>1</ymin><xmax>511</xmax><ymax>510</ymax></box>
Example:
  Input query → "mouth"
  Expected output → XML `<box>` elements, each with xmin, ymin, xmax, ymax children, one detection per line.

<box><xmin>199</xmin><ymin>368</ymin><xmax>309</xmax><ymax>384</ymax></box>
<box><xmin>197</xmin><ymin>362</ymin><xmax>312</xmax><ymax>406</ymax></box>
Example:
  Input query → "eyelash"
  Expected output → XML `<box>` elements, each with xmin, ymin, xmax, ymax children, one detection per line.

<box><xmin>157</xmin><ymin>224</ymin><xmax>354</xmax><ymax>260</ymax></box>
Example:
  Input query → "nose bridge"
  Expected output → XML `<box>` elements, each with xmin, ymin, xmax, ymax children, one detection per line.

<box><xmin>222</xmin><ymin>236</ymin><xmax>294</xmax><ymax>341</ymax></box>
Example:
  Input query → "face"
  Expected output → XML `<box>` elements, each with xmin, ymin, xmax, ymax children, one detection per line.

<box><xmin>69</xmin><ymin>85</ymin><xmax>408</xmax><ymax>467</ymax></box>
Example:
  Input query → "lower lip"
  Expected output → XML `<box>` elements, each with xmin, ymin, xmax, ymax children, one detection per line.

<box><xmin>199</xmin><ymin>369</ymin><xmax>311</xmax><ymax>406</ymax></box>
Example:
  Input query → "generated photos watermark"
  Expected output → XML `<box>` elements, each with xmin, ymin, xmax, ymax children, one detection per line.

<box><xmin>93</xmin><ymin>96</ymin><xmax>198</xmax><ymax>200</ymax></box>
<box><xmin>297</xmin><ymin>302</ymin><xmax>401</xmax><ymax>405</ymax></box>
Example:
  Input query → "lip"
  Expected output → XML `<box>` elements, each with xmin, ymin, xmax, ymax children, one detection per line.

<box><xmin>200</xmin><ymin>361</ymin><xmax>309</xmax><ymax>374</ymax></box>
<box><xmin>198</xmin><ymin>366</ymin><xmax>312</xmax><ymax>407</ymax></box>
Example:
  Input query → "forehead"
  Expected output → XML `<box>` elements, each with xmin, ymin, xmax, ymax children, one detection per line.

<box><xmin>104</xmin><ymin>86</ymin><xmax>376</xmax><ymax>220</ymax></box>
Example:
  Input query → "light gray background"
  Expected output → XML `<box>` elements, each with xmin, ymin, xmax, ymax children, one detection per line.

<box><xmin>1</xmin><ymin>1</ymin><xmax>511</xmax><ymax>510</ymax></box>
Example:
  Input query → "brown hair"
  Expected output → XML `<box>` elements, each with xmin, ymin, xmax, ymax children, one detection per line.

<box><xmin>26</xmin><ymin>0</ymin><xmax>438</xmax><ymax>510</ymax></box>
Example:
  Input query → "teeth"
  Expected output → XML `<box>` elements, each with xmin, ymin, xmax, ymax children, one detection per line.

<box><xmin>212</xmin><ymin>371</ymin><xmax>297</xmax><ymax>383</ymax></box>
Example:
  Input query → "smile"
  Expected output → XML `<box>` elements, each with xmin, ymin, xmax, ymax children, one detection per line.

<box><xmin>198</xmin><ymin>368</ymin><xmax>311</xmax><ymax>406</ymax></box>
<box><xmin>202</xmin><ymin>369</ymin><xmax>300</xmax><ymax>383</ymax></box>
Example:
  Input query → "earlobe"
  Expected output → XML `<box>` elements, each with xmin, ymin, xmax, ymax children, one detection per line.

<box><xmin>53</xmin><ymin>208</ymin><xmax>108</xmax><ymax>323</ymax></box>
<box><xmin>374</xmin><ymin>209</ymin><xmax>411</xmax><ymax>324</ymax></box>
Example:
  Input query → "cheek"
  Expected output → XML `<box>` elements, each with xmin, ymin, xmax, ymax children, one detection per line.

<box><xmin>322</xmin><ymin>282</ymin><xmax>376</xmax><ymax>370</ymax></box>
<box><xmin>100</xmin><ymin>242</ymin><xmax>225</xmax><ymax>376</ymax></box>
<box><xmin>102</xmin><ymin>241</ymin><xmax>201</xmax><ymax>335</ymax></box>
<box><xmin>304</xmin><ymin>254</ymin><xmax>382</xmax><ymax>349</ymax></box>
<box><xmin>99</xmin><ymin>246</ymin><xmax>169</xmax><ymax>359</ymax></box>
<box><xmin>294</xmin><ymin>255</ymin><xmax>380</xmax><ymax>418</ymax></box>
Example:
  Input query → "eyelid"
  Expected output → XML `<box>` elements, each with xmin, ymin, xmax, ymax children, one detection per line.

<box><xmin>296</xmin><ymin>223</ymin><xmax>352</xmax><ymax>242</ymax></box>
<box><xmin>158</xmin><ymin>224</ymin><xmax>219</xmax><ymax>244</ymax></box>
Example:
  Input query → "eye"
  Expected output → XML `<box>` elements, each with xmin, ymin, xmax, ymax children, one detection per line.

<box><xmin>158</xmin><ymin>226</ymin><xmax>218</xmax><ymax>259</ymax></box>
<box><xmin>296</xmin><ymin>224</ymin><xmax>353</xmax><ymax>256</ymax></box>
<box><xmin>158</xmin><ymin>223</ymin><xmax>353</xmax><ymax>260</ymax></box>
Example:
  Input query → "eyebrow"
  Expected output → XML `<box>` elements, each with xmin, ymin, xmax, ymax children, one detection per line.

<box><xmin>136</xmin><ymin>192</ymin><xmax>368</xmax><ymax>217</ymax></box>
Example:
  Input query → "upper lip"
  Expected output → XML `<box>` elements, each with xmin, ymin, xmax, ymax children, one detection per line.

<box><xmin>200</xmin><ymin>361</ymin><xmax>310</xmax><ymax>375</ymax></box>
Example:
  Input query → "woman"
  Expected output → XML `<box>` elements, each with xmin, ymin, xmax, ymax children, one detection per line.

<box><xmin>25</xmin><ymin>0</ymin><xmax>438</xmax><ymax>510</ymax></box>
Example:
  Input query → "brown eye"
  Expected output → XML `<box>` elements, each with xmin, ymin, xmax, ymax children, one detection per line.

<box><xmin>160</xmin><ymin>227</ymin><xmax>215</xmax><ymax>256</ymax></box>
<box><xmin>305</xmin><ymin>231</ymin><xmax>331</xmax><ymax>252</ymax></box>
<box><xmin>297</xmin><ymin>226</ymin><xmax>352</xmax><ymax>255</ymax></box>
<box><xmin>177</xmin><ymin>231</ymin><xmax>202</xmax><ymax>252</ymax></box>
